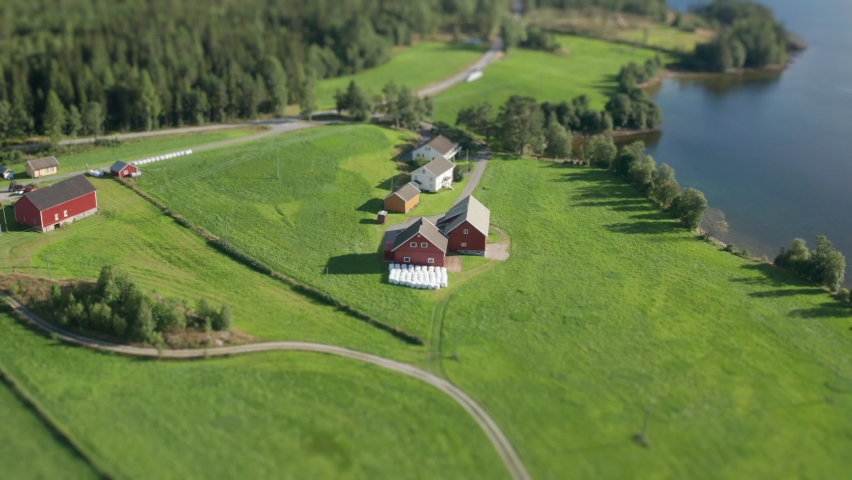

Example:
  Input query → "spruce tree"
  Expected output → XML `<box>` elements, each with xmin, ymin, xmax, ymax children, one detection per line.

<box><xmin>43</xmin><ymin>90</ymin><xmax>66</xmax><ymax>142</ymax></box>
<box><xmin>300</xmin><ymin>73</ymin><xmax>317</xmax><ymax>121</ymax></box>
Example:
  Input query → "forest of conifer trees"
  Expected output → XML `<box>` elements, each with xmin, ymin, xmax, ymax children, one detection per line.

<box><xmin>0</xmin><ymin>0</ymin><xmax>509</xmax><ymax>142</ymax></box>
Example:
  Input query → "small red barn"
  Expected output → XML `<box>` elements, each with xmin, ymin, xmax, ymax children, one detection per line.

<box><xmin>110</xmin><ymin>161</ymin><xmax>138</xmax><ymax>178</ymax></box>
<box><xmin>14</xmin><ymin>175</ymin><xmax>98</xmax><ymax>232</ymax></box>
<box><xmin>390</xmin><ymin>218</ymin><xmax>448</xmax><ymax>267</ymax></box>
<box><xmin>437</xmin><ymin>195</ymin><xmax>491</xmax><ymax>255</ymax></box>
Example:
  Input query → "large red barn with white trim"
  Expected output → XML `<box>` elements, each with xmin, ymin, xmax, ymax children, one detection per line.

<box><xmin>387</xmin><ymin>218</ymin><xmax>448</xmax><ymax>267</ymax></box>
<box><xmin>14</xmin><ymin>175</ymin><xmax>98</xmax><ymax>232</ymax></box>
<box><xmin>436</xmin><ymin>195</ymin><xmax>491</xmax><ymax>256</ymax></box>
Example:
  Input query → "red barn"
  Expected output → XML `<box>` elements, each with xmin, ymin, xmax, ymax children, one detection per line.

<box><xmin>389</xmin><ymin>218</ymin><xmax>448</xmax><ymax>267</ymax></box>
<box><xmin>14</xmin><ymin>175</ymin><xmax>98</xmax><ymax>232</ymax></box>
<box><xmin>110</xmin><ymin>161</ymin><xmax>138</xmax><ymax>178</ymax></box>
<box><xmin>437</xmin><ymin>195</ymin><xmax>491</xmax><ymax>255</ymax></box>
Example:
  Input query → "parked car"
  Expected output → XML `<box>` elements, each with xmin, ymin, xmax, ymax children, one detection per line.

<box><xmin>88</xmin><ymin>169</ymin><xmax>104</xmax><ymax>177</ymax></box>
<box><xmin>22</xmin><ymin>185</ymin><xmax>38</xmax><ymax>193</ymax></box>
<box><xmin>8</xmin><ymin>182</ymin><xmax>24</xmax><ymax>193</ymax></box>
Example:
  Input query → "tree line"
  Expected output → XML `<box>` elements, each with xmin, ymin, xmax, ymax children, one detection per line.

<box><xmin>334</xmin><ymin>80</ymin><xmax>434</xmax><ymax>127</ymax></box>
<box><xmin>526</xmin><ymin>0</ymin><xmax>669</xmax><ymax>22</ymax></box>
<box><xmin>38</xmin><ymin>265</ymin><xmax>231</xmax><ymax>345</ymax></box>
<box><xmin>687</xmin><ymin>0</ymin><xmax>805</xmax><ymax>72</ymax></box>
<box><xmin>0</xmin><ymin>0</ymin><xmax>510</xmax><ymax>143</ymax></box>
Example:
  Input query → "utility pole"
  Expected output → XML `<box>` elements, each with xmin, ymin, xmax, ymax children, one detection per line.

<box><xmin>0</xmin><ymin>204</ymin><xmax>5</xmax><ymax>235</ymax></box>
<box><xmin>277</xmin><ymin>150</ymin><xmax>280</xmax><ymax>180</ymax></box>
<box><xmin>46</xmin><ymin>254</ymin><xmax>51</xmax><ymax>280</ymax></box>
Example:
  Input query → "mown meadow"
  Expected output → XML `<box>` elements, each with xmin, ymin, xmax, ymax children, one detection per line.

<box><xmin>0</xmin><ymin>178</ymin><xmax>419</xmax><ymax>360</ymax></box>
<box><xmin>0</xmin><ymin>312</ymin><xmax>507</xmax><ymax>480</ymax></box>
<box><xmin>431</xmin><ymin>35</ymin><xmax>668</xmax><ymax>125</ymax></box>
<box><xmin>135</xmin><ymin>124</ymin><xmax>469</xmax><ymax>340</ymax></box>
<box><xmin>6</xmin><ymin>127</ymin><xmax>262</xmax><ymax>181</ymax></box>
<box><xmin>438</xmin><ymin>158</ymin><xmax>852</xmax><ymax>478</ymax></box>
<box><xmin>314</xmin><ymin>42</ymin><xmax>485</xmax><ymax>110</ymax></box>
<box><xmin>0</xmin><ymin>379</ymin><xmax>99</xmax><ymax>480</ymax></box>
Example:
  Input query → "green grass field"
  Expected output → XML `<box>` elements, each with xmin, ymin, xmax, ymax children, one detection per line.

<box><xmin>315</xmin><ymin>42</ymin><xmax>485</xmax><ymax>110</ymax></box>
<box><xmin>0</xmin><ymin>178</ymin><xmax>420</xmax><ymax>360</ymax></box>
<box><xmin>134</xmin><ymin>124</ymin><xmax>471</xmax><ymax>340</ymax></box>
<box><xmin>0</xmin><ymin>380</ymin><xmax>98</xmax><ymax>479</ymax></box>
<box><xmin>0</xmin><ymin>313</ymin><xmax>507</xmax><ymax>479</ymax></box>
<box><xmin>6</xmin><ymin>127</ymin><xmax>262</xmax><ymax>181</ymax></box>
<box><xmin>437</xmin><ymin>159</ymin><xmax>852</xmax><ymax>478</ymax></box>
<box><xmin>616</xmin><ymin>25</ymin><xmax>713</xmax><ymax>52</ymax></box>
<box><xmin>431</xmin><ymin>35</ymin><xmax>668</xmax><ymax>125</ymax></box>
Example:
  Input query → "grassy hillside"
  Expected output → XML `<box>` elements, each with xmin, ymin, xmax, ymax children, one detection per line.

<box><xmin>6</xmin><ymin>127</ymin><xmax>262</xmax><ymax>181</ymax></box>
<box><xmin>431</xmin><ymin>35</ymin><xmax>666</xmax><ymax>125</ymax></box>
<box><xmin>315</xmin><ymin>42</ymin><xmax>485</xmax><ymax>110</ymax></box>
<box><xmin>0</xmin><ymin>178</ymin><xmax>418</xmax><ymax>359</ymax></box>
<box><xmin>0</xmin><ymin>380</ymin><xmax>99</xmax><ymax>479</ymax></box>
<box><xmin>134</xmin><ymin>124</ymin><xmax>469</xmax><ymax>340</ymax></box>
<box><xmin>0</xmin><ymin>313</ymin><xmax>507</xmax><ymax>480</ymax></box>
<box><xmin>439</xmin><ymin>159</ymin><xmax>852</xmax><ymax>478</ymax></box>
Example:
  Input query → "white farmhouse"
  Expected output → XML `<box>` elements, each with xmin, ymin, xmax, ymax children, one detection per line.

<box><xmin>410</xmin><ymin>135</ymin><xmax>461</xmax><ymax>163</ymax></box>
<box><xmin>412</xmin><ymin>156</ymin><xmax>455</xmax><ymax>193</ymax></box>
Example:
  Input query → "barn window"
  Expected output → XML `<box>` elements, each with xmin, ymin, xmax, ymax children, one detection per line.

<box><xmin>463</xmin><ymin>229</ymin><xmax>469</xmax><ymax>234</ymax></box>
<box><xmin>421</xmin><ymin>243</ymin><xmax>428</xmax><ymax>248</ymax></box>
<box><xmin>428</xmin><ymin>258</ymin><xmax>435</xmax><ymax>264</ymax></box>
<box><xmin>54</xmin><ymin>214</ymin><xmax>59</xmax><ymax>221</ymax></box>
<box><xmin>461</xmin><ymin>243</ymin><xmax>467</xmax><ymax>247</ymax></box>
<box><xmin>403</xmin><ymin>257</ymin><xmax>411</xmax><ymax>263</ymax></box>
<box><xmin>410</xmin><ymin>242</ymin><xmax>417</xmax><ymax>248</ymax></box>
<box><xmin>63</xmin><ymin>210</ymin><xmax>68</xmax><ymax>217</ymax></box>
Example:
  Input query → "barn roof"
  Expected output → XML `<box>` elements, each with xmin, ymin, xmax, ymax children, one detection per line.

<box><xmin>22</xmin><ymin>175</ymin><xmax>96</xmax><ymax>211</ymax></box>
<box><xmin>385</xmin><ymin>182</ymin><xmax>420</xmax><ymax>202</ymax></box>
<box><xmin>422</xmin><ymin>156</ymin><xmax>455</xmax><ymax>176</ymax></box>
<box><xmin>110</xmin><ymin>160</ymin><xmax>130</xmax><ymax>172</ymax></box>
<box><xmin>0</xmin><ymin>166</ymin><xmax>11</xmax><ymax>173</ymax></box>
<box><xmin>391</xmin><ymin>217</ymin><xmax>448</xmax><ymax>252</ymax></box>
<box><xmin>422</xmin><ymin>135</ymin><xmax>459</xmax><ymax>156</ymax></box>
<box><xmin>438</xmin><ymin>195</ymin><xmax>490</xmax><ymax>236</ymax></box>
<box><xmin>26</xmin><ymin>156</ymin><xmax>59</xmax><ymax>171</ymax></box>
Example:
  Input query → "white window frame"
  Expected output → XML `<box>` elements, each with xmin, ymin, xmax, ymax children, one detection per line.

<box><xmin>54</xmin><ymin>213</ymin><xmax>59</xmax><ymax>221</ymax></box>
<box><xmin>421</xmin><ymin>242</ymin><xmax>428</xmax><ymax>248</ymax></box>
<box><xmin>403</xmin><ymin>257</ymin><xmax>411</xmax><ymax>263</ymax></box>
<box><xmin>410</xmin><ymin>242</ymin><xmax>417</xmax><ymax>248</ymax></box>
<box><xmin>461</xmin><ymin>243</ymin><xmax>467</xmax><ymax>248</ymax></box>
<box><xmin>63</xmin><ymin>210</ymin><xmax>68</xmax><ymax>218</ymax></box>
<box><xmin>428</xmin><ymin>258</ymin><xmax>435</xmax><ymax>264</ymax></box>
<box><xmin>463</xmin><ymin>229</ymin><xmax>469</xmax><ymax>234</ymax></box>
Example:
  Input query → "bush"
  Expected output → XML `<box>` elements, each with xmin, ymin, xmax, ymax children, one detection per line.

<box><xmin>740</xmin><ymin>248</ymin><xmax>752</xmax><ymax>259</ymax></box>
<box><xmin>724</xmin><ymin>244</ymin><xmax>739</xmax><ymax>255</ymax></box>
<box><xmin>0</xmin><ymin>150</ymin><xmax>26</xmax><ymax>165</ymax></box>
<box><xmin>93</xmin><ymin>138</ymin><xmax>122</xmax><ymax>147</ymax></box>
<box><xmin>212</xmin><ymin>304</ymin><xmax>232</xmax><ymax>331</ymax></box>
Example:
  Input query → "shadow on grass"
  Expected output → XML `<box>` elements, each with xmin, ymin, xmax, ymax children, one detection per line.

<box><xmin>789</xmin><ymin>302</ymin><xmax>852</xmax><ymax>319</ymax></box>
<box><xmin>604</xmin><ymin>221</ymin><xmax>681</xmax><ymax>235</ymax></box>
<box><xmin>324</xmin><ymin>253</ymin><xmax>386</xmax><ymax>275</ymax></box>
<box><xmin>359</xmin><ymin>218</ymin><xmax>380</xmax><ymax>225</ymax></box>
<box><xmin>356</xmin><ymin>198</ymin><xmax>384</xmax><ymax>213</ymax></box>
<box><xmin>749</xmin><ymin>288</ymin><xmax>825</xmax><ymax>298</ymax></box>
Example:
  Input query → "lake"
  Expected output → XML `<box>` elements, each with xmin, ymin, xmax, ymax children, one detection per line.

<box><xmin>643</xmin><ymin>0</ymin><xmax>852</xmax><ymax>278</ymax></box>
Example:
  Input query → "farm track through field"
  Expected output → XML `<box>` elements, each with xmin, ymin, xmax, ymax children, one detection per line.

<box><xmin>2</xmin><ymin>291</ymin><xmax>532</xmax><ymax>480</ymax></box>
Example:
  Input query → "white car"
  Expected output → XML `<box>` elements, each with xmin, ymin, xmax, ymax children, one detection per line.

<box><xmin>87</xmin><ymin>169</ymin><xmax>104</xmax><ymax>177</ymax></box>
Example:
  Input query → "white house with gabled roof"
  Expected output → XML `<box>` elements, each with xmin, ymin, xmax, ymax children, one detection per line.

<box><xmin>410</xmin><ymin>135</ymin><xmax>461</xmax><ymax>163</ymax></box>
<box><xmin>411</xmin><ymin>156</ymin><xmax>454</xmax><ymax>193</ymax></box>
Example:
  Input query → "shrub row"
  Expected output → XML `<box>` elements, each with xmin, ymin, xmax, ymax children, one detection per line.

<box><xmin>120</xmin><ymin>181</ymin><xmax>425</xmax><ymax>346</ymax></box>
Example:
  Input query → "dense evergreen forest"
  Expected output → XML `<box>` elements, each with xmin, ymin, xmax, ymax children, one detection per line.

<box><xmin>0</xmin><ymin>0</ymin><xmax>508</xmax><ymax>141</ymax></box>
<box><xmin>527</xmin><ymin>0</ymin><xmax>669</xmax><ymax>21</ymax></box>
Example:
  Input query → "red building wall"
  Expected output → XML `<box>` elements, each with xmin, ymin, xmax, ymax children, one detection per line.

<box><xmin>15</xmin><ymin>192</ymin><xmax>98</xmax><ymax>230</ymax></box>
<box><xmin>112</xmin><ymin>165</ymin><xmax>138</xmax><ymax>178</ymax></box>
<box><xmin>446</xmin><ymin>220</ymin><xmax>487</xmax><ymax>253</ymax></box>
<box><xmin>393</xmin><ymin>234</ymin><xmax>445</xmax><ymax>267</ymax></box>
<box><xmin>13</xmin><ymin>196</ymin><xmax>42</xmax><ymax>228</ymax></box>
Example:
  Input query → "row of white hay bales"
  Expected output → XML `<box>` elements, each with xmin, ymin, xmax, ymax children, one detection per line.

<box><xmin>130</xmin><ymin>149</ymin><xmax>193</xmax><ymax>166</ymax></box>
<box><xmin>388</xmin><ymin>264</ymin><xmax>448</xmax><ymax>290</ymax></box>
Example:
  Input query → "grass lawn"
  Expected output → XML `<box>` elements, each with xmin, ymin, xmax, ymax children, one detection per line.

<box><xmin>0</xmin><ymin>380</ymin><xmax>98</xmax><ymax>479</ymax></box>
<box><xmin>134</xmin><ymin>124</ymin><xmax>470</xmax><ymax>340</ymax></box>
<box><xmin>431</xmin><ymin>35</ymin><xmax>670</xmax><ymax>125</ymax></box>
<box><xmin>615</xmin><ymin>25</ymin><xmax>713</xmax><ymax>53</ymax></box>
<box><xmin>315</xmin><ymin>42</ymin><xmax>485</xmax><ymax>110</ymax></box>
<box><xmin>0</xmin><ymin>178</ymin><xmax>420</xmax><ymax>360</ymax></box>
<box><xmin>4</xmin><ymin>127</ymin><xmax>263</xmax><ymax>183</ymax></box>
<box><xmin>437</xmin><ymin>158</ymin><xmax>852</xmax><ymax>478</ymax></box>
<box><xmin>0</xmin><ymin>313</ymin><xmax>508</xmax><ymax>480</ymax></box>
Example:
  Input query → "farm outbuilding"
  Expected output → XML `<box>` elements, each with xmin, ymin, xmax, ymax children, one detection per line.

<box><xmin>14</xmin><ymin>175</ymin><xmax>98</xmax><ymax>232</ymax></box>
<box><xmin>384</xmin><ymin>183</ymin><xmax>420</xmax><ymax>213</ymax></box>
<box><xmin>388</xmin><ymin>217</ymin><xmax>448</xmax><ymax>267</ymax></box>
<box><xmin>25</xmin><ymin>156</ymin><xmax>59</xmax><ymax>178</ymax></box>
<box><xmin>0</xmin><ymin>166</ymin><xmax>13</xmax><ymax>180</ymax></box>
<box><xmin>110</xmin><ymin>161</ymin><xmax>139</xmax><ymax>178</ymax></box>
<box><xmin>437</xmin><ymin>195</ymin><xmax>491</xmax><ymax>255</ymax></box>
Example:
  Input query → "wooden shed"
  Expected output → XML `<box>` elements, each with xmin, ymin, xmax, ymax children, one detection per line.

<box><xmin>384</xmin><ymin>183</ymin><xmax>420</xmax><ymax>213</ymax></box>
<box><xmin>25</xmin><ymin>156</ymin><xmax>59</xmax><ymax>178</ymax></box>
<box><xmin>110</xmin><ymin>161</ymin><xmax>139</xmax><ymax>179</ymax></box>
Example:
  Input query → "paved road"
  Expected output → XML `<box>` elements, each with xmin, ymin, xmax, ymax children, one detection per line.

<box><xmin>2</xmin><ymin>292</ymin><xmax>531</xmax><ymax>480</ymax></box>
<box><xmin>417</xmin><ymin>38</ymin><xmax>503</xmax><ymax>98</ymax></box>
